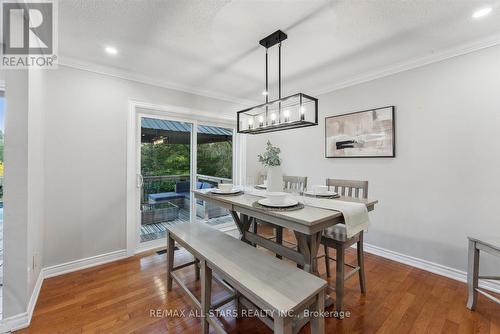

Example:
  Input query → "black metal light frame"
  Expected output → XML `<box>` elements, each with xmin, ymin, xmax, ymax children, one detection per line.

<box><xmin>236</xmin><ymin>30</ymin><xmax>319</xmax><ymax>134</ymax></box>
<box><xmin>237</xmin><ymin>93</ymin><xmax>318</xmax><ymax>134</ymax></box>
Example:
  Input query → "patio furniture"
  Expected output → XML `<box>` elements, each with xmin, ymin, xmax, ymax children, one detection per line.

<box><xmin>166</xmin><ymin>222</ymin><xmax>327</xmax><ymax>334</ymax></box>
<box><xmin>148</xmin><ymin>181</ymin><xmax>213</xmax><ymax>206</ymax></box>
<box><xmin>318</xmin><ymin>178</ymin><xmax>369</xmax><ymax>312</ymax></box>
<box><xmin>147</xmin><ymin>181</ymin><xmax>228</xmax><ymax>219</ymax></box>
<box><xmin>195</xmin><ymin>200</ymin><xmax>229</xmax><ymax>220</ymax></box>
<box><xmin>141</xmin><ymin>202</ymin><xmax>179</xmax><ymax>225</ymax></box>
<box><xmin>466</xmin><ymin>237</ymin><xmax>500</xmax><ymax>310</ymax></box>
<box><xmin>181</xmin><ymin>181</ymin><xmax>230</xmax><ymax>219</ymax></box>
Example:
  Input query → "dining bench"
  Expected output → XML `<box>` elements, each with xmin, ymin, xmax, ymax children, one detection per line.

<box><xmin>166</xmin><ymin>222</ymin><xmax>328</xmax><ymax>334</ymax></box>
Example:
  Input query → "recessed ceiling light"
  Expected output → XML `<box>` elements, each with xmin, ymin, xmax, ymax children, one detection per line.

<box><xmin>472</xmin><ymin>7</ymin><xmax>492</xmax><ymax>19</ymax></box>
<box><xmin>105</xmin><ymin>46</ymin><xmax>118</xmax><ymax>55</ymax></box>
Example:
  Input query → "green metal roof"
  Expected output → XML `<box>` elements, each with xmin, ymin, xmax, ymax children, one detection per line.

<box><xmin>141</xmin><ymin>118</ymin><xmax>232</xmax><ymax>136</ymax></box>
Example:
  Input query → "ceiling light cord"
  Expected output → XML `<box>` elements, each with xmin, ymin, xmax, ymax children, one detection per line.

<box><xmin>278</xmin><ymin>42</ymin><xmax>282</xmax><ymax>118</ymax></box>
<box><xmin>265</xmin><ymin>48</ymin><xmax>269</xmax><ymax>124</ymax></box>
<box><xmin>278</xmin><ymin>42</ymin><xmax>282</xmax><ymax>100</ymax></box>
<box><xmin>265</xmin><ymin>48</ymin><xmax>269</xmax><ymax>104</ymax></box>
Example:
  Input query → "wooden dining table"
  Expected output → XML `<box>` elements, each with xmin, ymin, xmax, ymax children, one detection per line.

<box><xmin>193</xmin><ymin>189</ymin><xmax>378</xmax><ymax>277</ymax></box>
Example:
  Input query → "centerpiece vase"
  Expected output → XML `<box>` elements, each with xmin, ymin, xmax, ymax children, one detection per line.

<box><xmin>266</xmin><ymin>166</ymin><xmax>283</xmax><ymax>192</ymax></box>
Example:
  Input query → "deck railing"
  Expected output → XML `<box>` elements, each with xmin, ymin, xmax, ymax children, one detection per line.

<box><xmin>142</xmin><ymin>174</ymin><xmax>233</xmax><ymax>203</ymax></box>
<box><xmin>142</xmin><ymin>174</ymin><xmax>232</xmax><ymax>184</ymax></box>
<box><xmin>143</xmin><ymin>174</ymin><xmax>190</xmax><ymax>183</ymax></box>
<box><xmin>196</xmin><ymin>174</ymin><xmax>232</xmax><ymax>184</ymax></box>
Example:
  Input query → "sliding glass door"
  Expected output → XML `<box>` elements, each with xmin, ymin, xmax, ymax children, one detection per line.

<box><xmin>195</xmin><ymin>125</ymin><xmax>234</xmax><ymax>230</ymax></box>
<box><xmin>136</xmin><ymin>113</ymin><xmax>237</xmax><ymax>248</ymax></box>
<box><xmin>139</xmin><ymin>117</ymin><xmax>193</xmax><ymax>243</ymax></box>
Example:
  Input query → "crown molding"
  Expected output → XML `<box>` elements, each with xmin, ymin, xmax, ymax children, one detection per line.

<box><xmin>59</xmin><ymin>32</ymin><xmax>500</xmax><ymax>108</ymax></box>
<box><xmin>313</xmin><ymin>33</ymin><xmax>500</xmax><ymax>97</ymax></box>
<box><xmin>58</xmin><ymin>55</ymin><xmax>256</xmax><ymax>108</ymax></box>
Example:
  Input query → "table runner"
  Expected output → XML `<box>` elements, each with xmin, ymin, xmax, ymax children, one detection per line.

<box><xmin>245</xmin><ymin>188</ymin><xmax>370</xmax><ymax>238</ymax></box>
<box><xmin>199</xmin><ymin>187</ymin><xmax>370</xmax><ymax>238</ymax></box>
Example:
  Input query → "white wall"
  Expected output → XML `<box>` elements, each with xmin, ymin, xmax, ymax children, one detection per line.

<box><xmin>246</xmin><ymin>45</ymin><xmax>500</xmax><ymax>275</ymax></box>
<box><xmin>2</xmin><ymin>69</ymin><xmax>46</xmax><ymax>319</ymax></box>
<box><xmin>3</xmin><ymin>71</ymin><xmax>29</xmax><ymax>318</ymax></box>
<box><xmin>27</xmin><ymin>70</ymin><xmax>46</xmax><ymax>297</ymax></box>
<box><xmin>42</xmin><ymin>66</ymin><xmax>239</xmax><ymax>267</ymax></box>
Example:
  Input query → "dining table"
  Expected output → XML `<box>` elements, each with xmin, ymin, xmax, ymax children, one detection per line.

<box><xmin>193</xmin><ymin>188</ymin><xmax>378</xmax><ymax>277</ymax></box>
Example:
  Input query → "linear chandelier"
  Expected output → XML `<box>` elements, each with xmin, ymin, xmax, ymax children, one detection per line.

<box><xmin>237</xmin><ymin>30</ymin><xmax>318</xmax><ymax>134</ymax></box>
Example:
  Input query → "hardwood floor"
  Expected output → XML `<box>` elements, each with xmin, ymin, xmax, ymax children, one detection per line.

<box><xmin>16</xmin><ymin>229</ymin><xmax>500</xmax><ymax>334</ymax></box>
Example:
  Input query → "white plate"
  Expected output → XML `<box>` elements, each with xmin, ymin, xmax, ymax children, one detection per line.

<box><xmin>258</xmin><ymin>198</ymin><xmax>298</xmax><ymax>208</ymax></box>
<box><xmin>304</xmin><ymin>190</ymin><xmax>338</xmax><ymax>197</ymax></box>
<box><xmin>210</xmin><ymin>188</ymin><xmax>241</xmax><ymax>194</ymax></box>
<box><xmin>255</xmin><ymin>184</ymin><xmax>267</xmax><ymax>189</ymax></box>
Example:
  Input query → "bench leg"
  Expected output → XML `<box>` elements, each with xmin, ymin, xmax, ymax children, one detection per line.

<box><xmin>235</xmin><ymin>292</ymin><xmax>242</xmax><ymax>318</ymax></box>
<box><xmin>201</xmin><ymin>260</ymin><xmax>212</xmax><ymax>334</ymax></box>
<box><xmin>166</xmin><ymin>232</ymin><xmax>174</xmax><ymax>292</ymax></box>
<box><xmin>274</xmin><ymin>315</ymin><xmax>292</xmax><ymax>334</ymax></box>
<box><xmin>311</xmin><ymin>290</ymin><xmax>325</xmax><ymax>334</ymax></box>
<box><xmin>335</xmin><ymin>245</ymin><xmax>345</xmax><ymax>312</ymax></box>
<box><xmin>467</xmin><ymin>239</ymin><xmax>479</xmax><ymax>310</ymax></box>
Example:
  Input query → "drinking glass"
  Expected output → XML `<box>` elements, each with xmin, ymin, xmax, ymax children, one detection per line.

<box><xmin>245</xmin><ymin>176</ymin><xmax>255</xmax><ymax>193</ymax></box>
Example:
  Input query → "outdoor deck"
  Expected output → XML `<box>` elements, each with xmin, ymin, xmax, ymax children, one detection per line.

<box><xmin>140</xmin><ymin>207</ymin><xmax>235</xmax><ymax>242</ymax></box>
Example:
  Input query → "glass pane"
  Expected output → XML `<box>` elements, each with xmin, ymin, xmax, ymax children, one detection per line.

<box><xmin>196</xmin><ymin>125</ymin><xmax>236</xmax><ymax>235</ymax></box>
<box><xmin>140</xmin><ymin>117</ymin><xmax>192</xmax><ymax>243</ymax></box>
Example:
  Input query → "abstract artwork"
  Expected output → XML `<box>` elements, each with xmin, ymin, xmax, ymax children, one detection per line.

<box><xmin>325</xmin><ymin>106</ymin><xmax>395</xmax><ymax>158</ymax></box>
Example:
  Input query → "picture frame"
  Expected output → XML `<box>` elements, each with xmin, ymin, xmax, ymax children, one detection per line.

<box><xmin>325</xmin><ymin>106</ymin><xmax>395</xmax><ymax>158</ymax></box>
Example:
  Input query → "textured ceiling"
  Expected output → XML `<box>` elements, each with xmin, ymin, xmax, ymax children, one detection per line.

<box><xmin>59</xmin><ymin>0</ymin><xmax>500</xmax><ymax>104</ymax></box>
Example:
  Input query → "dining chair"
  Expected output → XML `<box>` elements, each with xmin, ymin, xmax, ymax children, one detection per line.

<box><xmin>253</xmin><ymin>175</ymin><xmax>308</xmax><ymax>258</ymax></box>
<box><xmin>319</xmin><ymin>178</ymin><xmax>368</xmax><ymax>312</ymax></box>
<box><xmin>283</xmin><ymin>175</ymin><xmax>308</xmax><ymax>193</ymax></box>
<box><xmin>466</xmin><ymin>237</ymin><xmax>500</xmax><ymax>310</ymax></box>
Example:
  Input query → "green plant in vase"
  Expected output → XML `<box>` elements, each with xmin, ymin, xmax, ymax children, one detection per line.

<box><xmin>258</xmin><ymin>141</ymin><xmax>283</xmax><ymax>192</ymax></box>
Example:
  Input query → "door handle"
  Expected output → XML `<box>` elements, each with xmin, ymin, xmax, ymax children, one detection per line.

<box><xmin>137</xmin><ymin>174</ymin><xmax>144</xmax><ymax>188</ymax></box>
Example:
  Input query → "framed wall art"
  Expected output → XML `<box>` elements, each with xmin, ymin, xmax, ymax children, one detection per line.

<box><xmin>325</xmin><ymin>106</ymin><xmax>395</xmax><ymax>158</ymax></box>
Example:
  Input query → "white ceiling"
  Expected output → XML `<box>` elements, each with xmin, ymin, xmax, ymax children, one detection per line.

<box><xmin>59</xmin><ymin>0</ymin><xmax>500</xmax><ymax>104</ymax></box>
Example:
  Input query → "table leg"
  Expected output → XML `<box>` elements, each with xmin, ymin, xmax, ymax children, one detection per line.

<box><xmin>230</xmin><ymin>211</ymin><xmax>252</xmax><ymax>245</ymax></box>
<box><xmin>294</xmin><ymin>231</ymin><xmax>322</xmax><ymax>275</ymax></box>
<box><xmin>195</xmin><ymin>258</ymin><xmax>200</xmax><ymax>281</ymax></box>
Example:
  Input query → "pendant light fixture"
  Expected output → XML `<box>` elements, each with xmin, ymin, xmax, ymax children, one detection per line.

<box><xmin>237</xmin><ymin>30</ymin><xmax>318</xmax><ymax>134</ymax></box>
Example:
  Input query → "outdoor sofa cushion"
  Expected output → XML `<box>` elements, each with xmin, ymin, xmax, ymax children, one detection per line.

<box><xmin>150</xmin><ymin>181</ymin><xmax>215</xmax><ymax>203</ymax></box>
<box><xmin>148</xmin><ymin>192</ymin><xmax>185</xmax><ymax>203</ymax></box>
